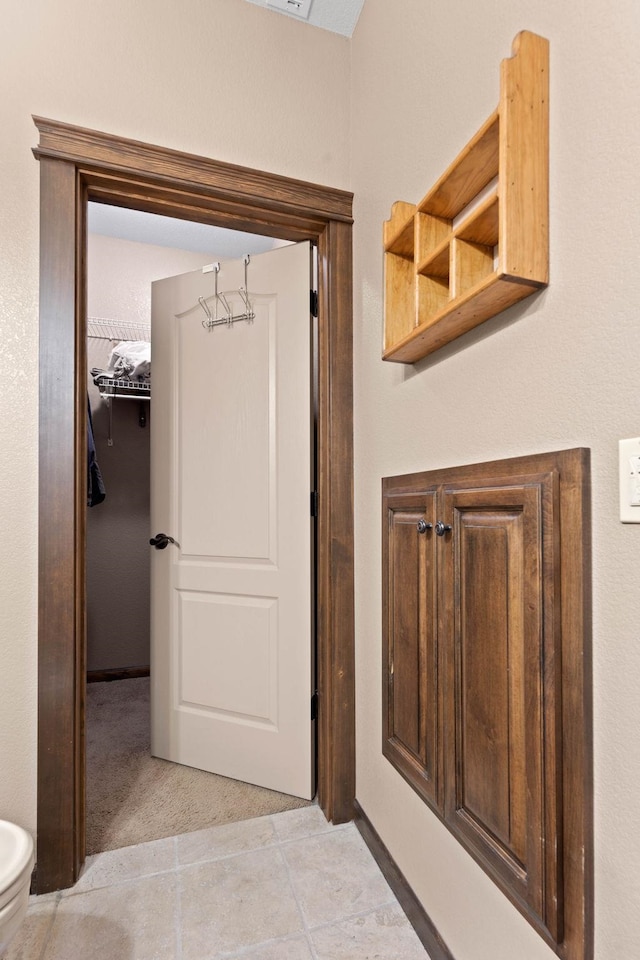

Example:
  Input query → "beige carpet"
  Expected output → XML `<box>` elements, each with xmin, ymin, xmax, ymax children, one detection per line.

<box><xmin>86</xmin><ymin>677</ymin><xmax>311</xmax><ymax>854</ymax></box>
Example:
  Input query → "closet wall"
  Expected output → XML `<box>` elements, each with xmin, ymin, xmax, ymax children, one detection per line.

<box><xmin>86</xmin><ymin>234</ymin><xmax>216</xmax><ymax>673</ymax></box>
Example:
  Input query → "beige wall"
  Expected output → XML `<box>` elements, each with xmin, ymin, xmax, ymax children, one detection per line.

<box><xmin>86</xmin><ymin>235</ymin><xmax>217</xmax><ymax>672</ymax></box>
<box><xmin>0</xmin><ymin>0</ymin><xmax>349</xmax><ymax>832</ymax></box>
<box><xmin>3</xmin><ymin>0</ymin><xmax>639</xmax><ymax>957</ymax></box>
<box><xmin>351</xmin><ymin>1</ymin><xmax>640</xmax><ymax>959</ymax></box>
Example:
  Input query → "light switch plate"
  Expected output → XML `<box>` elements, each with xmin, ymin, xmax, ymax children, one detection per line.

<box><xmin>619</xmin><ymin>437</ymin><xmax>640</xmax><ymax>522</ymax></box>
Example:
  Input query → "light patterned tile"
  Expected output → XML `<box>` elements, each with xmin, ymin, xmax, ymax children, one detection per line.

<box><xmin>271</xmin><ymin>804</ymin><xmax>339</xmax><ymax>843</ymax></box>
<box><xmin>2</xmin><ymin>899</ymin><xmax>58</xmax><ymax>960</ymax></box>
<box><xmin>311</xmin><ymin>903</ymin><xmax>430</xmax><ymax>959</ymax></box>
<box><xmin>15</xmin><ymin>818</ymin><xmax>423</xmax><ymax>960</ymax></box>
<box><xmin>63</xmin><ymin>836</ymin><xmax>176</xmax><ymax>895</ymax></box>
<box><xmin>223</xmin><ymin>934</ymin><xmax>314</xmax><ymax>959</ymax></box>
<box><xmin>42</xmin><ymin>873</ymin><xmax>178</xmax><ymax>960</ymax></box>
<box><xmin>179</xmin><ymin>846</ymin><xmax>303</xmax><ymax>959</ymax></box>
<box><xmin>283</xmin><ymin>826</ymin><xmax>394</xmax><ymax>927</ymax></box>
<box><xmin>177</xmin><ymin>815</ymin><xmax>276</xmax><ymax>866</ymax></box>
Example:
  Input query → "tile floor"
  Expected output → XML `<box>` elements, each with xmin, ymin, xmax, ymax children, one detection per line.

<box><xmin>7</xmin><ymin>806</ymin><xmax>431</xmax><ymax>959</ymax></box>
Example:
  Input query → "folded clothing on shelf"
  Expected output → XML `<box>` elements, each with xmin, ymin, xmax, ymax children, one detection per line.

<box><xmin>106</xmin><ymin>340</ymin><xmax>150</xmax><ymax>381</ymax></box>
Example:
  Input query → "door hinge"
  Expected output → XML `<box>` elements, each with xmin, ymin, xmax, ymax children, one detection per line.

<box><xmin>310</xmin><ymin>290</ymin><xmax>318</xmax><ymax>318</ymax></box>
<box><xmin>311</xmin><ymin>691</ymin><xmax>319</xmax><ymax>721</ymax></box>
<box><xmin>310</xmin><ymin>491</ymin><xmax>318</xmax><ymax>517</ymax></box>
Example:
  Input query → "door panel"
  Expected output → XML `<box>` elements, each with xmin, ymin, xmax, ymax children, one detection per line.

<box><xmin>442</xmin><ymin>478</ymin><xmax>559</xmax><ymax>932</ymax></box>
<box><xmin>455</xmin><ymin>505</ymin><xmax>527</xmax><ymax>861</ymax></box>
<box><xmin>150</xmin><ymin>242</ymin><xmax>313</xmax><ymax>799</ymax></box>
<box><xmin>178</xmin><ymin>591</ymin><xmax>277</xmax><ymax>724</ymax></box>
<box><xmin>382</xmin><ymin>490</ymin><xmax>441</xmax><ymax>812</ymax></box>
<box><xmin>177</xmin><ymin>303</ymin><xmax>273</xmax><ymax>560</ymax></box>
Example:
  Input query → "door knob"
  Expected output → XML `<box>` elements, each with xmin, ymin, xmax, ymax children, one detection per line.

<box><xmin>416</xmin><ymin>519</ymin><xmax>432</xmax><ymax>534</ymax></box>
<box><xmin>435</xmin><ymin>521</ymin><xmax>452</xmax><ymax>537</ymax></box>
<box><xmin>149</xmin><ymin>532</ymin><xmax>175</xmax><ymax>550</ymax></box>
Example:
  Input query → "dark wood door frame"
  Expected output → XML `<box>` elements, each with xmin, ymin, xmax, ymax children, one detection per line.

<box><xmin>33</xmin><ymin>116</ymin><xmax>355</xmax><ymax>893</ymax></box>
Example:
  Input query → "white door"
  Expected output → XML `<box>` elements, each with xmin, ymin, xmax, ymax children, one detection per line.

<box><xmin>150</xmin><ymin>242</ymin><xmax>313</xmax><ymax>799</ymax></box>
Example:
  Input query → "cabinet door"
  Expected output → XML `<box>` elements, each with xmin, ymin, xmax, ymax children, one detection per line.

<box><xmin>441</xmin><ymin>474</ymin><xmax>562</xmax><ymax>941</ymax></box>
<box><xmin>382</xmin><ymin>490</ymin><xmax>442</xmax><ymax>812</ymax></box>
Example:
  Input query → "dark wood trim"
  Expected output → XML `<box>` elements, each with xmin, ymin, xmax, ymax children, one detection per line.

<box><xmin>354</xmin><ymin>801</ymin><xmax>455</xmax><ymax>960</ymax></box>
<box><xmin>75</xmin><ymin>180</ymin><xmax>88</xmax><ymax>874</ymax></box>
<box><xmin>87</xmin><ymin>667</ymin><xmax>151</xmax><ymax>683</ymax></box>
<box><xmin>83</xmin><ymin>173</ymin><xmax>326</xmax><ymax>242</ymax></box>
<box><xmin>32</xmin><ymin>116</ymin><xmax>353</xmax><ymax>226</ymax></box>
<box><xmin>34</xmin><ymin>117</ymin><xmax>355</xmax><ymax>892</ymax></box>
<box><xmin>316</xmin><ymin>220</ymin><xmax>355</xmax><ymax>822</ymax></box>
<box><xmin>560</xmin><ymin>449</ymin><xmax>594</xmax><ymax>960</ymax></box>
<box><xmin>37</xmin><ymin>158</ymin><xmax>84</xmax><ymax>891</ymax></box>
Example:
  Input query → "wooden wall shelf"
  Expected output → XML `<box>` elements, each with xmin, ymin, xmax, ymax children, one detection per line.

<box><xmin>383</xmin><ymin>31</ymin><xmax>549</xmax><ymax>363</ymax></box>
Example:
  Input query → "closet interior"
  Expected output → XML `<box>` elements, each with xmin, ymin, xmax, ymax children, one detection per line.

<box><xmin>85</xmin><ymin>205</ymin><xmax>309</xmax><ymax>854</ymax></box>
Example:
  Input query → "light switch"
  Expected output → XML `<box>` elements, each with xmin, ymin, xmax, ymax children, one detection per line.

<box><xmin>619</xmin><ymin>437</ymin><xmax>640</xmax><ymax>522</ymax></box>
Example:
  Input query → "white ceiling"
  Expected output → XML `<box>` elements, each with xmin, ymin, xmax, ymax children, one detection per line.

<box><xmin>244</xmin><ymin>0</ymin><xmax>365</xmax><ymax>37</ymax></box>
<box><xmin>87</xmin><ymin>203</ymin><xmax>286</xmax><ymax>258</ymax></box>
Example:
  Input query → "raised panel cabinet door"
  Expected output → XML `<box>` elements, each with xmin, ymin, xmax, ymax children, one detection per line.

<box><xmin>382</xmin><ymin>489</ymin><xmax>442</xmax><ymax>812</ymax></box>
<box><xmin>441</xmin><ymin>473</ymin><xmax>562</xmax><ymax>941</ymax></box>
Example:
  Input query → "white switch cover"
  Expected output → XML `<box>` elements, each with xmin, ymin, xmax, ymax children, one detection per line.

<box><xmin>619</xmin><ymin>437</ymin><xmax>640</xmax><ymax>522</ymax></box>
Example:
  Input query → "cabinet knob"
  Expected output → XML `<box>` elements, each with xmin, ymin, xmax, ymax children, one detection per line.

<box><xmin>435</xmin><ymin>521</ymin><xmax>452</xmax><ymax>537</ymax></box>
<box><xmin>417</xmin><ymin>519</ymin><xmax>432</xmax><ymax>534</ymax></box>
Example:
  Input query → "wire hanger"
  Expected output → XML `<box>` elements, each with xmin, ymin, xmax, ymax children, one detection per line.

<box><xmin>198</xmin><ymin>255</ymin><xmax>255</xmax><ymax>331</ymax></box>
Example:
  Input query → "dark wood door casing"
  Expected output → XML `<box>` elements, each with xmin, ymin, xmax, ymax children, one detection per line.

<box><xmin>33</xmin><ymin>116</ymin><xmax>355</xmax><ymax>893</ymax></box>
<box><xmin>382</xmin><ymin>450</ymin><xmax>592</xmax><ymax>960</ymax></box>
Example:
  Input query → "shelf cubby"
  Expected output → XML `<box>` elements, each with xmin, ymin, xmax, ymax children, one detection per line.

<box><xmin>384</xmin><ymin>253</ymin><xmax>417</xmax><ymax>350</ymax></box>
<box><xmin>456</xmin><ymin>192</ymin><xmax>499</xmax><ymax>247</ymax></box>
<box><xmin>415</xmin><ymin>211</ymin><xmax>451</xmax><ymax>265</ymax></box>
<box><xmin>452</xmin><ymin>239</ymin><xmax>495</xmax><ymax>299</ymax></box>
<box><xmin>417</xmin><ymin>237</ymin><xmax>450</xmax><ymax>279</ymax></box>
<box><xmin>382</xmin><ymin>31</ymin><xmax>549</xmax><ymax>363</ymax></box>
<box><xmin>418</xmin><ymin>274</ymin><xmax>450</xmax><ymax>320</ymax></box>
<box><xmin>383</xmin><ymin>201</ymin><xmax>418</xmax><ymax>350</ymax></box>
<box><xmin>383</xmin><ymin>201</ymin><xmax>416</xmax><ymax>257</ymax></box>
<box><xmin>418</xmin><ymin>111</ymin><xmax>500</xmax><ymax>220</ymax></box>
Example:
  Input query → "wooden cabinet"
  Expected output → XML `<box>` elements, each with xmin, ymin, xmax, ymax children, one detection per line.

<box><xmin>383</xmin><ymin>31</ymin><xmax>549</xmax><ymax>363</ymax></box>
<box><xmin>382</xmin><ymin>450</ymin><xmax>592</xmax><ymax>960</ymax></box>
